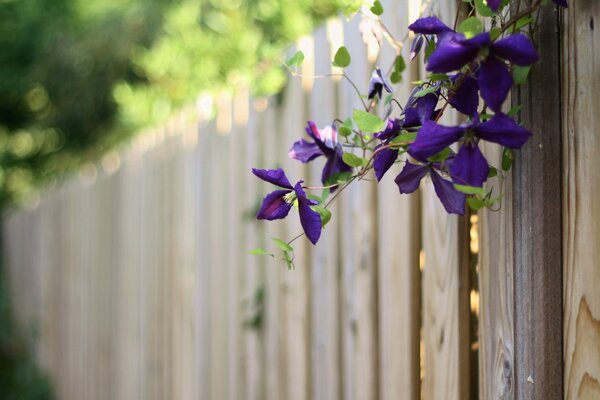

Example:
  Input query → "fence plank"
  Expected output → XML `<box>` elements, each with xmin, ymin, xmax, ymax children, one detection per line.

<box><xmin>308</xmin><ymin>25</ymin><xmax>342</xmax><ymax>400</ymax></box>
<box><xmin>478</xmin><ymin>143</ymin><xmax>515</xmax><ymax>400</ymax></box>
<box><xmin>420</xmin><ymin>3</ymin><xmax>471</xmax><ymax>400</ymax></box>
<box><xmin>562</xmin><ymin>2</ymin><xmax>600</xmax><ymax>399</ymax></box>
<box><xmin>278</xmin><ymin>43</ymin><xmax>311</xmax><ymax>400</ymax></box>
<box><xmin>377</xmin><ymin>1</ymin><xmax>422</xmax><ymax>399</ymax></box>
<box><xmin>339</xmin><ymin>14</ymin><xmax>379</xmax><ymax>400</ymax></box>
<box><xmin>511</xmin><ymin>4</ymin><xmax>563</xmax><ymax>399</ymax></box>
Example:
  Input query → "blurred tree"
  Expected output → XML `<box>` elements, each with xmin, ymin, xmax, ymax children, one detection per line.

<box><xmin>0</xmin><ymin>0</ymin><xmax>358</xmax><ymax>206</ymax></box>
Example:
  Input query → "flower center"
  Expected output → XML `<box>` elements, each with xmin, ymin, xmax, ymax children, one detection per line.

<box><xmin>283</xmin><ymin>191</ymin><xmax>297</xmax><ymax>204</ymax></box>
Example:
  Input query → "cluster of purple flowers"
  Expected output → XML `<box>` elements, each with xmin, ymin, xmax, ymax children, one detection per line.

<box><xmin>252</xmin><ymin>1</ymin><xmax>566</xmax><ymax>246</ymax></box>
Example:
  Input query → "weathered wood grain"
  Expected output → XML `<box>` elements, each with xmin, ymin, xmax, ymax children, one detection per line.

<box><xmin>562</xmin><ymin>2</ymin><xmax>600</xmax><ymax>399</ymax></box>
<box><xmin>511</xmin><ymin>3</ymin><xmax>564</xmax><ymax>399</ymax></box>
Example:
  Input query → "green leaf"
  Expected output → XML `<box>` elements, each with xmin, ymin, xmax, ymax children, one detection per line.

<box><xmin>487</xmin><ymin>166</ymin><xmax>498</xmax><ymax>178</ymax></box>
<box><xmin>428</xmin><ymin>73</ymin><xmax>449</xmax><ymax>82</ymax></box>
<box><xmin>394</xmin><ymin>55</ymin><xmax>406</xmax><ymax>73</ymax></box>
<box><xmin>457</xmin><ymin>17</ymin><xmax>483</xmax><ymax>39</ymax></box>
<box><xmin>342</xmin><ymin>152</ymin><xmax>365</xmax><ymax>168</ymax></box>
<box><xmin>454</xmin><ymin>184</ymin><xmax>486</xmax><ymax>195</ymax></box>
<box><xmin>248</xmin><ymin>248</ymin><xmax>275</xmax><ymax>257</ymax></box>
<box><xmin>332</xmin><ymin>46</ymin><xmax>351</xmax><ymax>68</ymax></box>
<box><xmin>511</xmin><ymin>16</ymin><xmax>534</xmax><ymax>33</ymax></box>
<box><xmin>287</xmin><ymin>50</ymin><xmax>304</xmax><ymax>67</ymax></box>
<box><xmin>339</xmin><ymin>126</ymin><xmax>352</xmax><ymax>137</ymax></box>
<box><xmin>311</xmin><ymin>204</ymin><xmax>332</xmax><ymax>227</ymax></box>
<box><xmin>370</xmin><ymin>0</ymin><xmax>384</xmax><ymax>16</ymax></box>
<box><xmin>353</xmin><ymin>109</ymin><xmax>385</xmax><ymax>133</ymax></box>
<box><xmin>282</xmin><ymin>251</ymin><xmax>295</xmax><ymax>270</ymax></box>
<box><xmin>467</xmin><ymin>197</ymin><xmax>486</xmax><ymax>211</ymax></box>
<box><xmin>413</xmin><ymin>85</ymin><xmax>439</xmax><ymax>98</ymax></box>
<box><xmin>507</xmin><ymin>104</ymin><xmax>522</xmax><ymax>117</ymax></box>
<box><xmin>490</xmin><ymin>27</ymin><xmax>503</xmax><ymax>41</ymax></box>
<box><xmin>513</xmin><ymin>65</ymin><xmax>531</xmax><ymax>85</ymax></box>
<box><xmin>271</xmin><ymin>237</ymin><xmax>293</xmax><ymax>252</ymax></box>
<box><xmin>424</xmin><ymin>39</ymin><xmax>436</xmax><ymax>61</ymax></box>
<box><xmin>390</xmin><ymin>71</ymin><xmax>401</xmax><ymax>84</ymax></box>
<box><xmin>474</xmin><ymin>0</ymin><xmax>495</xmax><ymax>17</ymax></box>
<box><xmin>502</xmin><ymin>148</ymin><xmax>513</xmax><ymax>171</ymax></box>
<box><xmin>390</xmin><ymin>130</ymin><xmax>417</xmax><ymax>144</ymax></box>
<box><xmin>427</xmin><ymin>147</ymin><xmax>451</xmax><ymax>162</ymax></box>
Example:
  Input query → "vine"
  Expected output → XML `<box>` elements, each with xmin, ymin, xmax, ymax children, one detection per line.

<box><xmin>250</xmin><ymin>0</ymin><xmax>567</xmax><ymax>268</ymax></box>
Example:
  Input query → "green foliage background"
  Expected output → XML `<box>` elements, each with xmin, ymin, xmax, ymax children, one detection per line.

<box><xmin>0</xmin><ymin>0</ymin><xmax>357</xmax><ymax>207</ymax></box>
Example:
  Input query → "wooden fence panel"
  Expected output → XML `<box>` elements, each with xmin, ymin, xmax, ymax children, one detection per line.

<box><xmin>420</xmin><ymin>3</ymin><xmax>471</xmax><ymax>400</ymax></box>
<box><xmin>308</xmin><ymin>25</ymin><xmax>341</xmax><ymax>400</ymax></box>
<box><xmin>279</xmin><ymin>44</ymin><xmax>311</xmax><ymax>400</ymax></box>
<box><xmin>562</xmin><ymin>2</ymin><xmax>600</xmax><ymax>399</ymax></box>
<box><xmin>338</xmin><ymin>14</ymin><xmax>379</xmax><ymax>400</ymax></box>
<box><xmin>377</xmin><ymin>0</ymin><xmax>422</xmax><ymax>399</ymax></box>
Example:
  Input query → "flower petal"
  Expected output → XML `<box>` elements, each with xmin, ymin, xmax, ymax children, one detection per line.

<box><xmin>427</xmin><ymin>32</ymin><xmax>490</xmax><ymax>73</ymax></box>
<box><xmin>408</xmin><ymin>16</ymin><xmax>453</xmax><ymax>35</ymax></box>
<box><xmin>375</xmin><ymin>119</ymin><xmax>402</xmax><ymax>141</ymax></box>
<box><xmin>321</xmin><ymin>147</ymin><xmax>353</xmax><ymax>187</ymax></box>
<box><xmin>410</xmin><ymin>34</ymin><xmax>425</xmax><ymax>60</ymax></box>
<box><xmin>289</xmin><ymin>139</ymin><xmax>323</xmax><ymax>163</ymax></box>
<box><xmin>416</xmin><ymin>92</ymin><xmax>440</xmax><ymax>123</ymax></box>
<box><xmin>252</xmin><ymin>168</ymin><xmax>293</xmax><ymax>189</ymax></box>
<box><xmin>374</xmin><ymin>146</ymin><xmax>399</xmax><ymax>181</ymax></box>
<box><xmin>394</xmin><ymin>161</ymin><xmax>429</xmax><ymax>193</ymax></box>
<box><xmin>430</xmin><ymin>170</ymin><xmax>466</xmax><ymax>215</ymax></box>
<box><xmin>473</xmin><ymin>113</ymin><xmax>532</xmax><ymax>148</ymax></box>
<box><xmin>368</xmin><ymin>69</ymin><xmax>393</xmax><ymax>100</ymax></box>
<box><xmin>487</xmin><ymin>0</ymin><xmax>502</xmax><ymax>11</ymax></box>
<box><xmin>449</xmin><ymin>143</ymin><xmax>489</xmax><ymax>187</ymax></box>
<box><xmin>256</xmin><ymin>189</ymin><xmax>293</xmax><ymax>220</ymax></box>
<box><xmin>553</xmin><ymin>0</ymin><xmax>568</xmax><ymax>7</ymax></box>
<box><xmin>295</xmin><ymin>182</ymin><xmax>322</xmax><ymax>245</ymax></box>
<box><xmin>449</xmin><ymin>74</ymin><xmax>479</xmax><ymax>116</ymax></box>
<box><xmin>478</xmin><ymin>56</ymin><xmax>512</xmax><ymax>112</ymax></box>
<box><xmin>410</xmin><ymin>120</ymin><xmax>465</xmax><ymax>160</ymax></box>
<box><xmin>491</xmin><ymin>33</ymin><xmax>539</xmax><ymax>65</ymax></box>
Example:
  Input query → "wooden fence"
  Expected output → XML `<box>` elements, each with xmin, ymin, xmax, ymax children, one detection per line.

<box><xmin>3</xmin><ymin>1</ymin><xmax>599</xmax><ymax>399</ymax></box>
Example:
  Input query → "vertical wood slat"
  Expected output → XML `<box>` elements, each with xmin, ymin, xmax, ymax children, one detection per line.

<box><xmin>308</xmin><ymin>25</ymin><xmax>340</xmax><ymax>400</ymax></box>
<box><xmin>420</xmin><ymin>2</ymin><xmax>471</xmax><ymax>400</ymax></box>
<box><xmin>243</xmin><ymin>98</ymin><xmax>265</xmax><ymax>400</ymax></box>
<box><xmin>279</xmin><ymin>44</ymin><xmax>310</xmax><ymax>400</ymax></box>
<box><xmin>377</xmin><ymin>1</ymin><xmax>422</xmax><ymax>399</ymax></box>
<box><xmin>511</xmin><ymin>3</ymin><xmax>563</xmax><ymax>399</ymax></box>
<box><xmin>339</xmin><ymin>14</ymin><xmax>379</xmax><ymax>400</ymax></box>
<box><xmin>562</xmin><ymin>2</ymin><xmax>600</xmax><ymax>399</ymax></box>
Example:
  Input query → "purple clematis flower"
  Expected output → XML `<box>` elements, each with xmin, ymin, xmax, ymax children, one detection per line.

<box><xmin>410</xmin><ymin>113</ymin><xmax>532</xmax><ymax>187</ymax></box>
<box><xmin>394</xmin><ymin>161</ymin><xmax>466</xmax><ymax>215</ymax></box>
<box><xmin>448</xmin><ymin>73</ymin><xmax>479</xmax><ymax>116</ymax></box>
<box><xmin>368</xmin><ymin>68</ymin><xmax>393</xmax><ymax>100</ymax></box>
<box><xmin>252</xmin><ymin>168</ymin><xmax>322</xmax><ymax>245</ymax></box>
<box><xmin>427</xmin><ymin>31</ymin><xmax>538</xmax><ymax>111</ymax></box>
<box><xmin>373</xmin><ymin>92</ymin><xmax>440</xmax><ymax>181</ymax></box>
<box><xmin>408</xmin><ymin>16</ymin><xmax>453</xmax><ymax>36</ymax></box>
<box><xmin>289</xmin><ymin>121</ymin><xmax>352</xmax><ymax>188</ymax></box>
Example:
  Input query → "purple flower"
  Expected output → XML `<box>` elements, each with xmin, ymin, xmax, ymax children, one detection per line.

<box><xmin>373</xmin><ymin>92</ymin><xmax>440</xmax><ymax>181</ymax></box>
<box><xmin>394</xmin><ymin>161</ymin><xmax>466</xmax><ymax>215</ymax></box>
<box><xmin>448</xmin><ymin>73</ymin><xmax>479</xmax><ymax>116</ymax></box>
<box><xmin>408</xmin><ymin>16</ymin><xmax>452</xmax><ymax>36</ymax></box>
<box><xmin>409</xmin><ymin>113</ymin><xmax>532</xmax><ymax>186</ymax></box>
<box><xmin>252</xmin><ymin>168</ymin><xmax>322</xmax><ymax>245</ymax></box>
<box><xmin>553</xmin><ymin>0</ymin><xmax>568</xmax><ymax>6</ymax></box>
<box><xmin>427</xmin><ymin>32</ymin><xmax>538</xmax><ymax>111</ymax></box>
<box><xmin>289</xmin><ymin>121</ymin><xmax>352</xmax><ymax>188</ymax></box>
<box><xmin>367</xmin><ymin>68</ymin><xmax>393</xmax><ymax>100</ymax></box>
